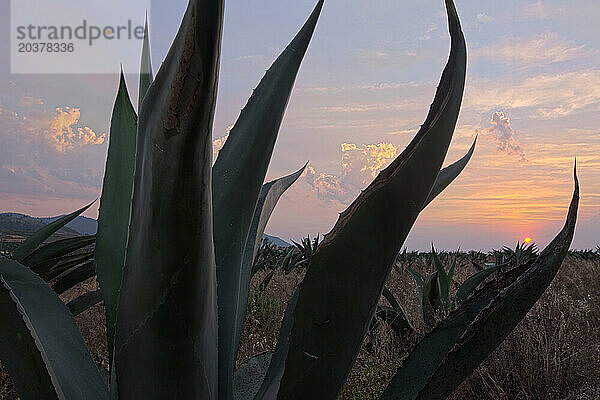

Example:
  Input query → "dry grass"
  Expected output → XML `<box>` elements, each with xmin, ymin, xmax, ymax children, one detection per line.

<box><xmin>1</xmin><ymin>256</ymin><xmax>598</xmax><ymax>399</ymax></box>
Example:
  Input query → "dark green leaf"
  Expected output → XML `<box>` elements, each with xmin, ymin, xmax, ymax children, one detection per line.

<box><xmin>139</xmin><ymin>16</ymin><xmax>153</xmax><ymax>112</ymax></box>
<box><xmin>423</xmin><ymin>136</ymin><xmax>476</xmax><ymax>208</ymax></box>
<box><xmin>40</xmin><ymin>252</ymin><xmax>94</xmax><ymax>281</ymax></box>
<box><xmin>415</xmin><ymin>167</ymin><xmax>579</xmax><ymax>400</ymax></box>
<box><xmin>0</xmin><ymin>257</ymin><xmax>108</xmax><ymax>399</ymax></box>
<box><xmin>67</xmin><ymin>289</ymin><xmax>103</xmax><ymax>316</ymax></box>
<box><xmin>382</xmin><ymin>286</ymin><xmax>401</xmax><ymax>311</ymax></box>
<box><xmin>455</xmin><ymin>263</ymin><xmax>502</xmax><ymax>303</ymax></box>
<box><xmin>380</xmin><ymin>261</ymin><xmax>532</xmax><ymax>400</ymax></box>
<box><xmin>12</xmin><ymin>202</ymin><xmax>95</xmax><ymax>262</ymax></box>
<box><xmin>431</xmin><ymin>244</ymin><xmax>450</xmax><ymax>309</ymax></box>
<box><xmin>227</xmin><ymin>165</ymin><xmax>306</xmax><ymax>380</ymax></box>
<box><xmin>52</xmin><ymin>261</ymin><xmax>95</xmax><ymax>295</ymax></box>
<box><xmin>278</xmin><ymin>1</ymin><xmax>466</xmax><ymax>396</ymax></box>
<box><xmin>212</xmin><ymin>2</ymin><xmax>323</xmax><ymax>396</ymax></box>
<box><xmin>254</xmin><ymin>289</ymin><xmax>299</xmax><ymax>399</ymax></box>
<box><xmin>20</xmin><ymin>235</ymin><xmax>95</xmax><ymax>270</ymax></box>
<box><xmin>95</xmin><ymin>71</ymin><xmax>137</xmax><ymax>366</ymax></box>
<box><xmin>406</xmin><ymin>266</ymin><xmax>425</xmax><ymax>302</ymax></box>
<box><xmin>422</xmin><ymin>271</ymin><xmax>441</xmax><ymax>330</ymax></box>
<box><xmin>374</xmin><ymin>305</ymin><xmax>415</xmax><ymax>337</ymax></box>
<box><xmin>113</xmin><ymin>0</ymin><xmax>223</xmax><ymax>397</ymax></box>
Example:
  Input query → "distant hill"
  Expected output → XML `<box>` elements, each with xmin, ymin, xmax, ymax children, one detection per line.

<box><xmin>0</xmin><ymin>213</ymin><xmax>81</xmax><ymax>237</ymax></box>
<box><xmin>263</xmin><ymin>234</ymin><xmax>291</xmax><ymax>247</ymax></box>
<box><xmin>43</xmin><ymin>215</ymin><xmax>97</xmax><ymax>235</ymax></box>
<box><xmin>0</xmin><ymin>212</ymin><xmax>290</xmax><ymax>247</ymax></box>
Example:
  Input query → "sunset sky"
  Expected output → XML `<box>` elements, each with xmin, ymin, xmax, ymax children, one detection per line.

<box><xmin>1</xmin><ymin>0</ymin><xmax>599</xmax><ymax>250</ymax></box>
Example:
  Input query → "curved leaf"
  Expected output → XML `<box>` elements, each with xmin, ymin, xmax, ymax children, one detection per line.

<box><xmin>382</xmin><ymin>286</ymin><xmax>401</xmax><ymax>311</ymax></box>
<box><xmin>422</xmin><ymin>271</ymin><xmax>440</xmax><ymax>330</ymax></box>
<box><xmin>431</xmin><ymin>244</ymin><xmax>450</xmax><ymax>309</ymax></box>
<box><xmin>423</xmin><ymin>136</ymin><xmax>476</xmax><ymax>208</ymax></box>
<box><xmin>278</xmin><ymin>1</ymin><xmax>466</xmax><ymax>397</ymax></box>
<box><xmin>406</xmin><ymin>266</ymin><xmax>425</xmax><ymax>302</ymax></box>
<box><xmin>455</xmin><ymin>263</ymin><xmax>502</xmax><ymax>303</ymax></box>
<box><xmin>0</xmin><ymin>257</ymin><xmax>108</xmax><ymax>399</ymax></box>
<box><xmin>95</xmin><ymin>71</ymin><xmax>137</xmax><ymax>366</ymax></box>
<box><xmin>254</xmin><ymin>289</ymin><xmax>299</xmax><ymax>399</ymax></box>
<box><xmin>380</xmin><ymin>261</ymin><xmax>532</xmax><ymax>400</ymax></box>
<box><xmin>52</xmin><ymin>261</ymin><xmax>96</xmax><ymax>295</ymax></box>
<box><xmin>113</xmin><ymin>0</ymin><xmax>224</xmax><ymax>398</ymax></box>
<box><xmin>226</xmin><ymin>165</ymin><xmax>307</xmax><ymax>377</ymax></box>
<box><xmin>67</xmin><ymin>289</ymin><xmax>103</xmax><ymax>317</ymax></box>
<box><xmin>211</xmin><ymin>2</ymin><xmax>323</xmax><ymax>397</ymax></box>
<box><xmin>12</xmin><ymin>202</ymin><xmax>94</xmax><ymax>262</ymax></box>
<box><xmin>20</xmin><ymin>235</ymin><xmax>95</xmax><ymax>270</ymax></box>
<box><xmin>40</xmin><ymin>252</ymin><xmax>94</xmax><ymax>281</ymax></box>
<box><xmin>415</xmin><ymin>167</ymin><xmax>579</xmax><ymax>400</ymax></box>
<box><xmin>374</xmin><ymin>305</ymin><xmax>415</xmax><ymax>337</ymax></box>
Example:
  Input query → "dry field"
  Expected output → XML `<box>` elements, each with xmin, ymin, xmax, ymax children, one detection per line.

<box><xmin>1</xmin><ymin>255</ymin><xmax>599</xmax><ymax>399</ymax></box>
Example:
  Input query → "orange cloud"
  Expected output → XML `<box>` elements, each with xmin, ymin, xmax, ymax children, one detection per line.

<box><xmin>47</xmin><ymin>107</ymin><xmax>105</xmax><ymax>152</ymax></box>
<box><xmin>304</xmin><ymin>142</ymin><xmax>399</xmax><ymax>203</ymax></box>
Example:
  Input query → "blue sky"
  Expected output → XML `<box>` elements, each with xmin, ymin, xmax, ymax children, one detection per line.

<box><xmin>1</xmin><ymin>0</ymin><xmax>599</xmax><ymax>250</ymax></box>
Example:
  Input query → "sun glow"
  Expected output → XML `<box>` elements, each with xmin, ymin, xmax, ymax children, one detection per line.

<box><xmin>524</xmin><ymin>237</ymin><xmax>532</xmax><ymax>244</ymax></box>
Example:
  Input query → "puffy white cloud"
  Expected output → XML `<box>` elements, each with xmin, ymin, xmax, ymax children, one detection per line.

<box><xmin>0</xmin><ymin>92</ymin><xmax>106</xmax><ymax>199</ymax></box>
<box><xmin>476</xmin><ymin>111</ymin><xmax>526</xmax><ymax>161</ymax></box>
<box><xmin>48</xmin><ymin>107</ymin><xmax>105</xmax><ymax>152</ymax></box>
<box><xmin>303</xmin><ymin>142</ymin><xmax>399</xmax><ymax>204</ymax></box>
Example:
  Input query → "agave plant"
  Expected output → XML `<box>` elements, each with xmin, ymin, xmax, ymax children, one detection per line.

<box><xmin>0</xmin><ymin>1</ymin><xmax>580</xmax><ymax>400</ymax></box>
<box><xmin>404</xmin><ymin>244</ymin><xmax>508</xmax><ymax>331</ymax></box>
<box><xmin>490</xmin><ymin>241</ymin><xmax>539</xmax><ymax>268</ymax></box>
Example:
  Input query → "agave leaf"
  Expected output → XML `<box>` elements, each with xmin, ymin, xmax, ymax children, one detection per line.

<box><xmin>40</xmin><ymin>252</ymin><xmax>94</xmax><ymax>281</ymax></box>
<box><xmin>113</xmin><ymin>0</ymin><xmax>223</xmax><ymax>397</ymax></box>
<box><xmin>431</xmin><ymin>244</ymin><xmax>450</xmax><ymax>309</ymax></box>
<box><xmin>233</xmin><ymin>352</ymin><xmax>272</xmax><ymax>400</ymax></box>
<box><xmin>20</xmin><ymin>235</ymin><xmax>95</xmax><ymax>270</ymax></box>
<box><xmin>139</xmin><ymin>16</ymin><xmax>153</xmax><ymax>112</ymax></box>
<box><xmin>228</xmin><ymin>164</ymin><xmax>307</xmax><ymax>361</ymax></box>
<box><xmin>406</xmin><ymin>266</ymin><xmax>425</xmax><ymax>302</ymax></box>
<box><xmin>447</xmin><ymin>251</ymin><xmax>458</xmax><ymax>283</ymax></box>
<box><xmin>12</xmin><ymin>202</ymin><xmax>95</xmax><ymax>262</ymax></box>
<box><xmin>0</xmin><ymin>257</ymin><xmax>108</xmax><ymax>399</ymax></box>
<box><xmin>374</xmin><ymin>305</ymin><xmax>415</xmax><ymax>337</ymax></box>
<box><xmin>211</xmin><ymin>2</ymin><xmax>323</xmax><ymax>396</ymax></box>
<box><xmin>95</xmin><ymin>71</ymin><xmax>137</xmax><ymax>366</ymax></box>
<box><xmin>382</xmin><ymin>286</ymin><xmax>401</xmax><ymax>311</ymax></box>
<box><xmin>380</xmin><ymin>288</ymin><xmax>415</xmax><ymax>335</ymax></box>
<box><xmin>52</xmin><ymin>261</ymin><xmax>95</xmax><ymax>295</ymax></box>
<box><xmin>380</xmin><ymin>261</ymin><xmax>532</xmax><ymax>400</ymax></box>
<box><xmin>423</xmin><ymin>136</ymin><xmax>476</xmax><ymax>208</ymax></box>
<box><xmin>415</xmin><ymin>168</ymin><xmax>579</xmax><ymax>400</ymax></box>
<box><xmin>254</xmin><ymin>289</ymin><xmax>299</xmax><ymax>399</ymax></box>
<box><xmin>257</xmin><ymin>269</ymin><xmax>276</xmax><ymax>293</ymax></box>
<box><xmin>67</xmin><ymin>289</ymin><xmax>103</xmax><ymax>317</ymax></box>
<box><xmin>422</xmin><ymin>271</ymin><xmax>441</xmax><ymax>329</ymax></box>
<box><xmin>278</xmin><ymin>1</ymin><xmax>466</xmax><ymax>397</ymax></box>
<box><xmin>455</xmin><ymin>263</ymin><xmax>502</xmax><ymax>303</ymax></box>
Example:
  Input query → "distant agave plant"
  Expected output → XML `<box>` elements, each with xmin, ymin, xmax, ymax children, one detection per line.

<box><xmin>405</xmin><ymin>245</ymin><xmax>506</xmax><ymax>331</ymax></box>
<box><xmin>0</xmin><ymin>1</ymin><xmax>580</xmax><ymax>400</ymax></box>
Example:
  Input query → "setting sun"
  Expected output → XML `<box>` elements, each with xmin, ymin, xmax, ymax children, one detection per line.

<box><xmin>524</xmin><ymin>237</ymin><xmax>532</xmax><ymax>244</ymax></box>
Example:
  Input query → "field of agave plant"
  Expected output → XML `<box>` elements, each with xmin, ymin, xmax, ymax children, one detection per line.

<box><xmin>0</xmin><ymin>0</ymin><xmax>587</xmax><ymax>399</ymax></box>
